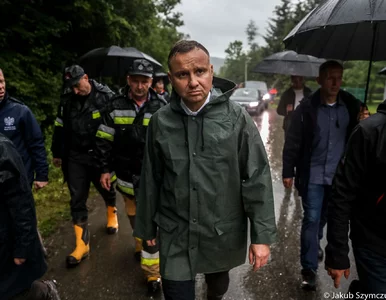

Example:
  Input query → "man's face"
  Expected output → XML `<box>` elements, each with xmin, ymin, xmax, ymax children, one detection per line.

<box><xmin>72</xmin><ymin>75</ymin><xmax>91</xmax><ymax>96</ymax></box>
<box><xmin>168</xmin><ymin>48</ymin><xmax>213</xmax><ymax>104</ymax></box>
<box><xmin>127</xmin><ymin>75</ymin><xmax>152</xmax><ymax>99</ymax></box>
<box><xmin>291</xmin><ymin>76</ymin><xmax>304</xmax><ymax>90</ymax></box>
<box><xmin>0</xmin><ymin>70</ymin><xmax>6</xmax><ymax>100</ymax></box>
<box><xmin>317</xmin><ymin>67</ymin><xmax>343</xmax><ymax>98</ymax></box>
<box><xmin>154</xmin><ymin>80</ymin><xmax>164</xmax><ymax>94</ymax></box>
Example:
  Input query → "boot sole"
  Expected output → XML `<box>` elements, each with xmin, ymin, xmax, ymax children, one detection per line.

<box><xmin>66</xmin><ymin>252</ymin><xmax>90</xmax><ymax>268</ymax></box>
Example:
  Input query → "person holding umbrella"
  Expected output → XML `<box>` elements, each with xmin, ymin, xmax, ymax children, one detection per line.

<box><xmin>276</xmin><ymin>75</ymin><xmax>312</xmax><ymax>133</ymax></box>
<box><xmin>325</xmin><ymin>100</ymin><xmax>386</xmax><ymax>293</ymax></box>
<box><xmin>95</xmin><ymin>59</ymin><xmax>167</xmax><ymax>296</ymax></box>
<box><xmin>282</xmin><ymin>60</ymin><xmax>362</xmax><ymax>291</ymax></box>
<box><xmin>51</xmin><ymin>65</ymin><xmax>118</xmax><ymax>267</ymax></box>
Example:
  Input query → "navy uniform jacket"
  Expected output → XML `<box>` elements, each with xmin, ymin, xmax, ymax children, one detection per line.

<box><xmin>0</xmin><ymin>93</ymin><xmax>48</xmax><ymax>184</ymax></box>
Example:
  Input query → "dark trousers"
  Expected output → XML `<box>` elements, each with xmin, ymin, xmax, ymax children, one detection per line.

<box><xmin>354</xmin><ymin>247</ymin><xmax>386</xmax><ymax>293</ymax></box>
<box><xmin>67</xmin><ymin>160</ymin><xmax>116</xmax><ymax>223</ymax></box>
<box><xmin>300</xmin><ymin>183</ymin><xmax>330</xmax><ymax>271</ymax></box>
<box><xmin>10</xmin><ymin>281</ymin><xmax>50</xmax><ymax>300</ymax></box>
<box><xmin>162</xmin><ymin>271</ymin><xmax>230</xmax><ymax>300</ymax></box>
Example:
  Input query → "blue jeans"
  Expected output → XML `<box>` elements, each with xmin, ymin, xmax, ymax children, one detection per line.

<box><xmin>300</xmin><ymin>183</ymin><xmax>330</xmax><ymax>271</ymax></box>
<box><xmin>354</xmin><ymin>247</ymin><xmax>386</xmax><ymax>293</ymax></box>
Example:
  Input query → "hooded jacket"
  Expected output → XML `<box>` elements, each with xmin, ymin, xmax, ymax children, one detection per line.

<box><xmin>0</xmin><ymin>93</ymin><xmax>48</xmax><ymax>184</ymax></box>
<box><xmin>134</xmin><ymin>78</ymin><xmax>277</xmax><ymax>280</ymax></box>
<box><xmin>326</xmin><ymin>101</ymin><xmax>386</xmax><ymax>270</ymax></box>
<box><xmin>0</xmin><ymin>133</ymin><xmax>47</xmax><ymax>300</ymax></box>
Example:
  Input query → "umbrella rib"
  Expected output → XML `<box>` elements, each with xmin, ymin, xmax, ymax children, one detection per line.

<box><xmin>342</xmin><ymin>23</ymin><xmax>360</xmax><ymax>61</ymax></box>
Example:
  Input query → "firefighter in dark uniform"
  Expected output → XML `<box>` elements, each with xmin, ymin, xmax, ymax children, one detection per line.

<box><xmin>95</xmin><ymin>59</ymin><xmax>166</xmax><ymax>295</ymax></box>
<box><xmin>51</xmin><ymin>65</ymin><xmax>117</xmax><ymax>267</ymax></box>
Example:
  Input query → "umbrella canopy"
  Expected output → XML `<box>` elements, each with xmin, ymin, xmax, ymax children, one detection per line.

<box><xmin>283</xmin><ymin>0</ymin><xmax>386</xmax><ymax>61</ymax></box>
<box><xmin>79</xmin><ymin>45</ymin><xmax>163</xmax><ymax>78</ymax></box>
<box><xmin>253</xmin><ymin>50</ymin><xmax>325</xmax><ymax>77</ymax></box>
<box><xmin>283</xmin><ymin>0</ymin><xmax>386</xmax><ymax>103</ymax></box>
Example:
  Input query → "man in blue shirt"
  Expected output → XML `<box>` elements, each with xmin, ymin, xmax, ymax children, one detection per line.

<box><xmin>282</xmin><ymin>61</ymin><xmax>361</xmax><ymax>291</ymax></box>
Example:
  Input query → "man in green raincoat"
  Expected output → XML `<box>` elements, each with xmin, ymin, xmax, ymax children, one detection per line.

<box><xmin>134</xmin><ymin>40</ymin><xmax>277</xmax><ymax>300</ymax></box>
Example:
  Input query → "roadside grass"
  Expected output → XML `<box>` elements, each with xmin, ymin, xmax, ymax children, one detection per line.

<box><xmin>33</xmin><ymin>151</ymin><xmax>71</xmax><ymax>237</ymax></box>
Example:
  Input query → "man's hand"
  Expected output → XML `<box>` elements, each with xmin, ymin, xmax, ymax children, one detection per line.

<box><xmin>146</xmin><ymin>239</ymin><xmax>157</xmax><ymax>247</ymax></box>
<box><xmin>326</xmin><ymin>267</ymin><xmax>350</xmax><ymax>288</ymax></box>
<box><xmin>286</xmin><ymin>104</ymin><xmax>294</xmax><ymax>113</ymax></box>
<box><xmin>249</xmin><ymin>244</ymin><xmax>270</xmax><ymax>272</ymax></box>
<box><xmin>100</xmin><ymin>173</ymin><xmax>111</xmax><ymax>191</ymax></box>
<box><xmin>14</xmin><ymin>258</ymin><xmax>26</xmax><ymax>265</ymax></box>
<box><xmin>53</xmin><ymin>158</ymin><xmax>62</xmax><ymax>168</ymax></box>
<box><xmin>358</xmin><ymin>107</ymin><xmax>370</xmax><ymax>121</ymax></box>
<box><xmin>34</xmin><ymin>181</ymin><xmax>48</xmax><ymax>190</ymax></box>
<box><xmin>283</xmin><ymin>178</ymin><xmax>293</xmax><ymax>189</ymax></box>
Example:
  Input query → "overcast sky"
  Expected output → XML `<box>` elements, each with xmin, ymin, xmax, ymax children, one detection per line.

<box><xmin>175</xmin><ymin>0</ymin><xmax>284</xmax><ymax>58</ymax></box>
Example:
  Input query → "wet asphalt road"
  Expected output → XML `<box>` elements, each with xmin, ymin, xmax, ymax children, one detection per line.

<box><xmin>44</xmin><ymin>108</ymin><xmax>357</xmax><ymax>300</ymax></box>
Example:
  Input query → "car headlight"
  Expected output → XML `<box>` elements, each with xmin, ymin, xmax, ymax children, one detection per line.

<box><xmin>263</xmin><ymin>93</ymin><xmax>271</xmax><ymax>101</ymax></box>
<box><xmin>249</xmin><ymin>102</ymin><xmax>259</xmax><ymax>107</ymax></box>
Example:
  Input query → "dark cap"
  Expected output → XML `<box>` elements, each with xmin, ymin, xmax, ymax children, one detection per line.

<box><xmin>127</xmin><ymin>59</ymin><xmax>153</xmax><ymax>78</ymax></box>
<box><xmin>63</xmin><ymin>65</ymin><xmax>85</xmax><ymax>87</ymax></box>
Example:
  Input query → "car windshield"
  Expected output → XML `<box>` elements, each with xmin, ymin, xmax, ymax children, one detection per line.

<box><xmin>232</xmin><ymin>88</ymin><xmax>258</xmax><ymax>98</ymax></box>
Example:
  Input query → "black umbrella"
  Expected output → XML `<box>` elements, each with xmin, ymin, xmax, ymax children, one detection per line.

<box><xmin>253</xmin><ymin>50</ymin><xmax>325</xmax><ymax>77</ymax></box>
<box><xmin>283</xmin><ymin>0</ymin><xmax>386</xmax><ymax>103</ymax></box>
<box><xmin>79</xmin><ymin>45</ymin><xmax>163</xmax><ymax>78</ymax></box>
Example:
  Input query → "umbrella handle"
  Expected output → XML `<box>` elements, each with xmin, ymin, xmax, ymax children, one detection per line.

<box><xmin>364</xmin><ymin>23</ymin><xmax>378</xmax><ymax>105</ymax></box>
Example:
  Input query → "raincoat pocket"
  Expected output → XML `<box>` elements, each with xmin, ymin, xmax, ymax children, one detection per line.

<box><xmin>153</xmin><ymin>212</ymin><xmax>178</xmax><ymax>232</ymax></box>
<box><xmin>213</xmin><ymin>219</ymin><xmax>247</xmax><ymax>251</ymax></box>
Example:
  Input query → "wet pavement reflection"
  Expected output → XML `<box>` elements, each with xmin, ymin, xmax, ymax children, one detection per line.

<box><xmin>44</xmin><ymin>108</ymin><xmax>357</xmax><ymax>300</ymax></box>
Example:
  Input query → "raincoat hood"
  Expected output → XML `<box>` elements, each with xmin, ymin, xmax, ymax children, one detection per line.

<box><xmin>377</xmin><ymin>100</ymin><xmax>386</xmax><ymax>114</ymax></box>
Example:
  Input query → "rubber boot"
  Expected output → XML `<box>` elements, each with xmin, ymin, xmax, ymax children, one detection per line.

<box><xmin>106</xmin><ymin>206</ymin><xmax>119</xmax><ymax>234</ymax></box>
<box><xmin>66</xmin><ymin>224</ymin><xmax>90</xmax><ymax>267</ymax></box>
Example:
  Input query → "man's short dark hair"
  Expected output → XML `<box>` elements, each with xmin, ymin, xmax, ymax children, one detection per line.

<box><xmin>168</xmin><ymin>40</ymin><xmax>210</xmax><ymax>70</ymax></box>
<box><xmin>319</xmin><ymin>60</ymin><xmax>343</xmax><ymax>77</ymax></box>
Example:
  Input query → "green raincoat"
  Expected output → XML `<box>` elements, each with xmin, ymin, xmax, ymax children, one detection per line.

<box><xmin>134</xmin><ymin>78</ymin><xmax>276</xmax><ymax>281</ymax></box>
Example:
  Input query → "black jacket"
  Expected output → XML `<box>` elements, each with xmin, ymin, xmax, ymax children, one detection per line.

<box><xmin>282</xmin><ymin>89</ymin><xmax>361</xmax><ymax>198</ymax></box>
<box><xmin>0</xmin><ymin>93</ymin><xmax>48</xmax><ymax>184</ymax></box>
<box><xmin>51</xmin><ymin>80</ymin><xmax>114</xmax><ymax>175</ymax></box>
<box><xmin>95</xmin><ymin>87</ymin><xmax>166</xmax><ymax>181</ymax></box>
<box><xmin>0</xmin><ymin>133</ymin><xmax>46</xmax><ymax>300</ymax></box>
<box><xmin>325</xmin><ymin>101</ymin><xmax>386</xmax><ymax>270</ymax></box>
<box><xmin>277</xmin><ymin>86</ymin><xmax>312</xmax><ymax>131</ymax></box>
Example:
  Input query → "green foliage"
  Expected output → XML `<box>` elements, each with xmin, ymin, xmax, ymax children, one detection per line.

<box><xmin>33</xmin><ymin>127</ymin><xmax>71</xmax><ymax>237</ymax></box>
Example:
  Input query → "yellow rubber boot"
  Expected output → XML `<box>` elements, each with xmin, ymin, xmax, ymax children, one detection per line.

<box><xmin>66</xmin><ymin>224</ymin><xmax>90</xmax><ymax>267</ymax></box>
<box><xmin>106</xmin><ymin>206</ymin><xmax>119</xmax><ymax>234</ymax></box>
